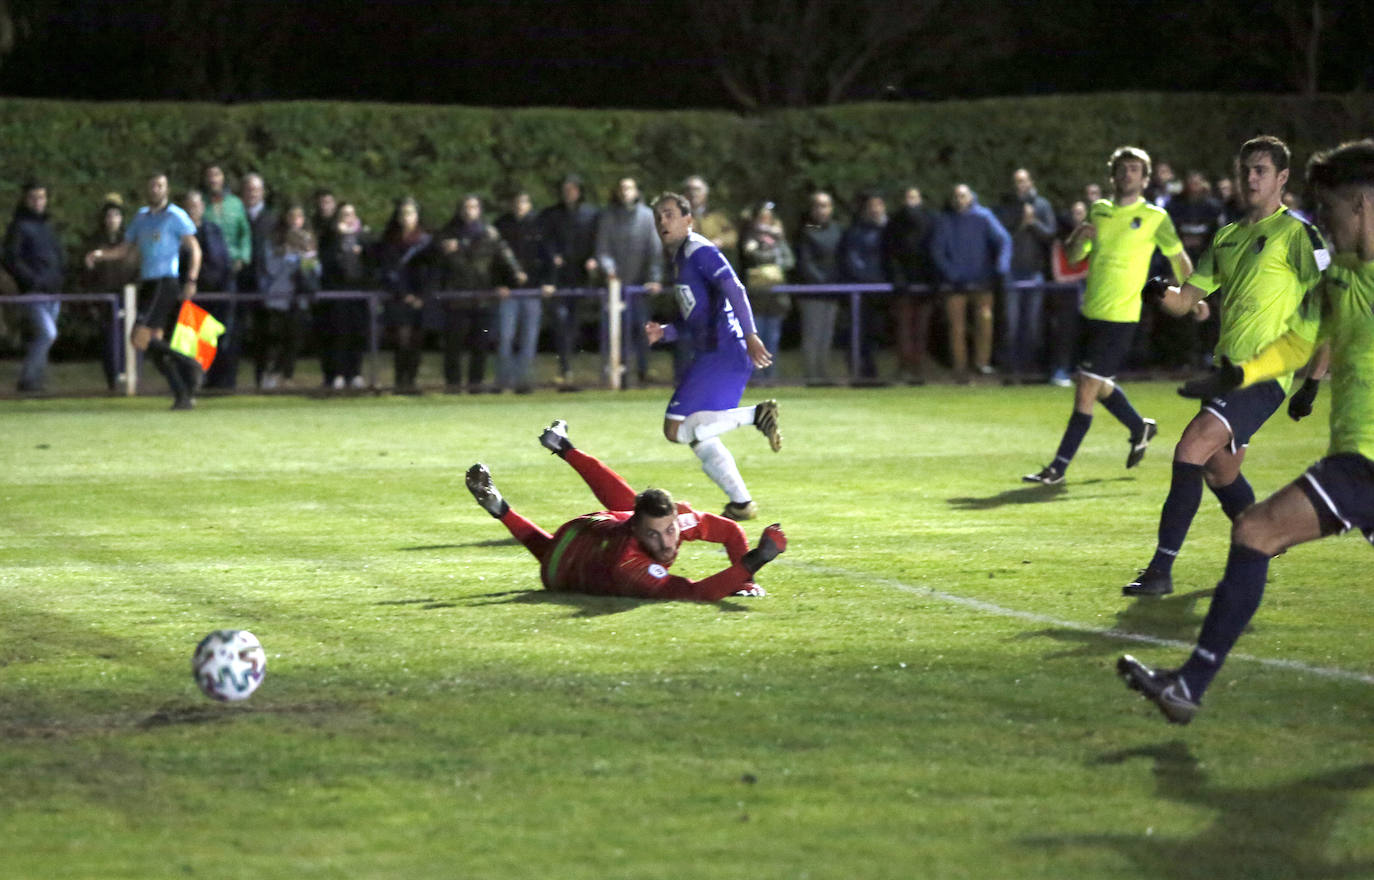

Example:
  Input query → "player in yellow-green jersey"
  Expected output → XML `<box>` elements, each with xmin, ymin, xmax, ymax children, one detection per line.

<box><xmin>1118</xmin><ymin>138</ymin><xmax>1374</xmax><ymax>724</ymax></box>
<box><xmin>1023</xmin><ymin>146</ymin><xmax>1193</xmax><ymax>487</ymax></box>
<box><xmin>1122</xmin><ymin>136</ymin><xmax>1329</xmax><ymax>598</ymax></box>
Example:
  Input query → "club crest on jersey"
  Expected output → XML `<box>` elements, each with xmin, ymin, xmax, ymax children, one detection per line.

<box><xmin>675</xmin><ymin>283</ymin><xmax>696</xmax><ymax>319</ymax></box>
<box><xmin>1253</xmin><ymin>235</ymin><xmax>1267</xmax><ymax>254</ymax></box>
<box><xmin>1130</xmin><ymin>217</ymin><xmax>1142</xmax><ymax>229</ymax></box>
<box><xmin>648</xmin><ymin>563</ymin><xmax>668</xmax><ymax>579</ymax></box>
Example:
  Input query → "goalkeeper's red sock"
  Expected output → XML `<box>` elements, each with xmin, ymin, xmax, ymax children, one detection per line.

<box><xmin>500</xmin><ymin>509</ymin><xmax>553</xmax><ymax>560</ymax></box>
<box><xmin>563</xmin><ymin>448</ymin><xmax>637</xmax><ymax>511</ymax></box>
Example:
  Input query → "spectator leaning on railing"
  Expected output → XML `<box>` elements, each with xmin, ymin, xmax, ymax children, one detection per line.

<box><xmin>79</xmin><ymin>192</ymin><xmax>138</xmax><ymax>391</ymax></box>
<box><xmin>201</xmin><ymin>164</ymin><xmax>252</xmax><ymax>391</ymax></box>
<box><xmin>793</xmin><ymin>190</ymin><xmax>842</xmax><ymax>385</ymax></box>
<box><xmin>317</xmin><ymin>201</ymin><xmax>372</xmax><ymax>391</ymax></box>
<box><xmin>883</xmin><ymin>185</ymin><xmax>937</xmax><ymax>384</ymax></box>
<box><xmin>739</xmin><ymin>200</ymin><xmax>794</xmax><ymax>386</ymax></box>
<box><xmin>593</xmin><ymin>176</ymin><xmax>664</xmax><ymax>388</ymax></box>
<box><xmin>931</xmin><ymin>183</ymin><xmax>1011</xmax><ymax>381</ymax></box>
<box><xmin>182</xmin><ymin>190</ymin><xmax>232</xmax><ymax>296</ymax></box>
<box><xmin>3</xmin><ymin>181</ymin><xmax>66</xmax><ymax>394</ymax></box>
<box><xmin>254</xmin><ymin>203</ymin><xmax>320</xmax><ymax>391</ymax></box>
<box><xmin>538</xmin><ymin>174</ymin><xmax>599</xmax><ymax>388</ymax></box>
<box><xmin>996</xmin><ymin>168</ymin><xmax>1056</xmax><ymax>383</ymax></box>
<box><xmin>376</xmin><ymin>196</ymin><xmax>433</xmax><ymax>394</ymax></box>
<box><xmin>837</xmin><ymin>190</ymin><xmax>889</xmax><ymax>382</ymax></box>
<box><xmin>494</xmin><ymin>190</ymin><xmax>553</xmax><ymax>394</ymax></box>
<box><xmin>434</xmin><ymin>194</ymin><xmax>526</xmax><ymax>394</ymax></box>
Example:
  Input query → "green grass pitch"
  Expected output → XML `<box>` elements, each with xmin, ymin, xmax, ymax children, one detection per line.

<box><xmin>1</xmin><ymin>383</ymin><xmax>1371</xmax><ymax>879</ymax></box>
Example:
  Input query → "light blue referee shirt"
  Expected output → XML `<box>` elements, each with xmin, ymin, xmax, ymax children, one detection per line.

<box><xmin>125</xmin><ymin>204</ymin><xmax>197</xmax><ymax>281</ymax></box>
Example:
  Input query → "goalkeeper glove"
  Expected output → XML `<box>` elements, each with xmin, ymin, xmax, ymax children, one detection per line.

<box><xmin>1142</xmin><ymin>276</ymin><xmax>1171</xmax><ymax>303</ymax></box>
<box><xmin>1177</xmin><ymin>358</ymin><xmax>1244</xmax><ymax>400</ymax></box>
<box><xmin>1288</xmin><ymin>377</ymin><xmax>1320</xmax><ymax>421</ymax></box>
<box><xmin>741</xmin><ymin>523</ymin><xmax>787</xmax><ymax>574</ymax></box>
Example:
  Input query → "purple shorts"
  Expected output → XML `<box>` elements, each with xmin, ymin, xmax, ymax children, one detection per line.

<box><xmin>665</xmin><ymin>344</ymin><xmax>753</xmax><ymax>419</ymax></box>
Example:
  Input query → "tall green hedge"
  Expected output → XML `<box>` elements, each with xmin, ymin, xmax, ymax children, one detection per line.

<box><xmin>1</xmin><ymin>93</ymin><xmax>1371</xmax><ymax>238</ymax></box>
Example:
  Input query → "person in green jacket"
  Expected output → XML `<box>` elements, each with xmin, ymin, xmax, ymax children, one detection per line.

<box><xmin>201</xmin><ymin>164</ymin><xmax>252</xmax><ymax>389</ymax></box>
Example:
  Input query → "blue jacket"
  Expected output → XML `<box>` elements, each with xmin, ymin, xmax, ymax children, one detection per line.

<box><xmin>183</xmin><ymin>221</ymin><xmax>232</xmax><ymax>291</ymax></box>
<box><xmin>3</xmin><ymin>206</ymin><xmax>65</xmax><ymax>293</ymax></box>
<box><xmin>931</xmin><ymin>202</ymin><xmax>1011</xmax><ymax>289</ymax></box>
<box><xmin>838</xmin><ymin>218</ymin><xmax>887</xmax><ymax>283</ymax></box>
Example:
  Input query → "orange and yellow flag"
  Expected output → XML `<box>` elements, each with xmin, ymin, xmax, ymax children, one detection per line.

<box><xmin>170</xmin><ymin>301</ymin><xmax>227</xmax><ymax>370</ymax></box>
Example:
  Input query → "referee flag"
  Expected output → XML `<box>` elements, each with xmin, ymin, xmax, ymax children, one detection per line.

<box><xmin>170</xmin><ymin>301</ymin><xmax>227</xmax><ymax>370</ymax></box>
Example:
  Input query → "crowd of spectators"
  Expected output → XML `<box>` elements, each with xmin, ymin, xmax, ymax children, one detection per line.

<box><xmin>1</xmin><ymin>160</ymin><xmax>1252</xmax><ymax>395</ymax></box>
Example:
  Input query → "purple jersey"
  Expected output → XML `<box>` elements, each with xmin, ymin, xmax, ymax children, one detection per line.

<box><xmin>667</xmin><ymin>232</ymin><xmax>756</xmax><ymax>353</ymax></box>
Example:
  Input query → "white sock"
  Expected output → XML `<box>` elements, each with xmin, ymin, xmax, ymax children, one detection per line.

<box><xmin>677</xmin><ymin>405</ymin><xmax>756</xmax><ymax>444</ymax></box>
<box><xmin>692</xmin><ymin>437</ymin><xmax>750</xmax><ymax>503</ymax></box>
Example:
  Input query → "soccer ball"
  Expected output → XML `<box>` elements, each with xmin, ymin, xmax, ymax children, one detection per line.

<box><xmin>191</xmin><ymin>629</ymin><xmax>267</xmax><ymax>702</ymax></box>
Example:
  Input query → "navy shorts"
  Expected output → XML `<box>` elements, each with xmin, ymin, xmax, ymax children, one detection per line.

<box><xmin>1074</xmin><ymin>318</ymin><xmax>1137</xmax><ymax>380</ymax></box>
<box><xmin>666</xmin><ymin>343</ymin><xmax>753</xmax><ymax>419</ymax></box>
<box><xmin>137</xmin><ymin>277</ymin><xmax>183</xmax><ymax>334</ymax></box>
<box><xmin>1200</xmin><ymin>379</ymin><xmax>1286</xmax><ymax>453</ymax></box>
<box><xmin>1297</xmin><ymin>453</ymin><xmax>1374</xmax><ymax>544</ymax></box>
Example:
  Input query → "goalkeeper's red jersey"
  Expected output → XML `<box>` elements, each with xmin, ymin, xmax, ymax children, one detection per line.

<box><xmin>539</xmin><ymin>503</ymin><xmax>752</xmax><ymax>601</ymax></box>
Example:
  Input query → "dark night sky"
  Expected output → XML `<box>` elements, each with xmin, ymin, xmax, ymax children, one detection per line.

<box><xmin>1</xmin><ymin>0</ymin><xmax>1371</xmax><ymax>108</ymax></box>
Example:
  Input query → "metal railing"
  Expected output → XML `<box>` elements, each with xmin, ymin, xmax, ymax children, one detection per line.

<box><xmin>2</xmin><ymin>279</ymin><xmax>1084</xmax><ymax>392</ymax></box>
<box><xmin>766</xmin><ymin>279</ymin><xmax>1084</xmax><ymax>378</ymax></box>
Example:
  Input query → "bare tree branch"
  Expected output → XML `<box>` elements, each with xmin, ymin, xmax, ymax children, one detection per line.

<box><xmin>686</xmin><ymin>0</ymin><xmax>1006</xmax><ymax>109</ymax></box>
<box><xmin>1274</xmin><ymin>0</ymin><xmax>1325</xmax><ymax>95</ymax></box>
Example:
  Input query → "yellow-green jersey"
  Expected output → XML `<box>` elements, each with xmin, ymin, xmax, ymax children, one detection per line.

<box><xmin>1186</xmin><ymin>206</ymin><xmax>1328</xmax><ymax>392</ymax></box>
<box><xmin>1318</xmin><ymin>253</ymin><xmax>1374</xmax><ymax>460</ymax></box>
<box><xmin>1079</xmin><ymin>198</ymin><xmax>1184</xmax><ymax>322</ymax></box>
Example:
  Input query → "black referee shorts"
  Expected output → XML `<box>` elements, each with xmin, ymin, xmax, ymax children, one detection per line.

<box><xmin>136</xmin><ymin>277</ymin><xmax>183</xmax><ymax>335</ymax></box>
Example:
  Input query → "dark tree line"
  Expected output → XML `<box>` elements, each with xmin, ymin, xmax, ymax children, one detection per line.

<box><xmin>1</xmin><ymin>0</ymin><xmax>1370</xmax><ymax>109</ymax></box>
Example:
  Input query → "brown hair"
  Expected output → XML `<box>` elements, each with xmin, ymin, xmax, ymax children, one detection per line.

<box><xmin>1108</xmin><ymin>146</ymin><xmax>1152</xmax><ymax>181</ymax></box>
<box><xmin>652</xmin><ymin>191</ymin><xmax>692</xmax><ymax>217</ymax></box>
<box><xmin>1307</xmin><ymin>139</ymin><xmax>1374</xmax><ymax>190</ymax></box>
<box><xmin>1239</xmin><ymin>135</ymin><xmax>1292</xmax><ymax>173</ymax></box>
<box><xmin>633</xmin><ymin>487</ymin><xmax>675</xmax><ymax>519</ymax></box>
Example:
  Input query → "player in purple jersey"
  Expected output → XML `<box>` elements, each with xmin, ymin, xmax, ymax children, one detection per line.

<box><xmin>645</xmin><ymin>192</ymin><xmax>782</xmax><ymax>521</ymax></box>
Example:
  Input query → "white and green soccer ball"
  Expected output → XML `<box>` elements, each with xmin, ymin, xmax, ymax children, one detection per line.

<box><xmin>191</xmin><ymin>629</ymin><xmax>267</xmax><ymax>702</ymax></box>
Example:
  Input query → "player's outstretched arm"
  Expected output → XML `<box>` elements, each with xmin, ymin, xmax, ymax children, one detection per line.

<box><xmin>1146</xmin><ymin>277</ymin><xmax>1205</xmax><ymax>318</ymax></box>
<box><xmin>612</xmin><ymin>524</ymin><xmax>786</xmax><ymax>602</ymax></box>
<box><xmin>1177</xmin><ymin>358</ymin><xmax>1244</xmax><ymax>400</ymax></box>
<box><xmin>1287</xmin><ymin>343</ymin><xmax>1329</xmax><ymax>421</ymax></box>
<box><xmin>1287</xmin><ymin>377</ymin><xmax>1321</xmax><ymax>421</ymax></box>
<box><xmin>610</xmin><ymin>556</ymin><xmax>753</xmax><ymax>602</ymax></box>
<box><xmin>1065</xmin><ymin>221</ymin><xmax>1094</xmax><ymax>262</ymax></box>
<box><xmin>740</xmin><ymin>524</ymin><xmax>786</xmax><ymax>574</ymax></box>
<box><xmin>1178</xmin><ymin>331</ymin><xmax>1319</xmax><ymax>399</ymax></box>
<box><xmin>1239</xmin><ymin>329</ymin><xmax>1319</xmax><ymax>386</ymax></box>
<box><xmin>1303</xmin><ymin>341</ymin><xmax>1332</xmax><ymax>382</ymax></box>
<box><xmin>1168</xmin><ymin>250</ymin><xmax>1194</xmax><ymax>290</ymax></box>
<box><xmin>684</xmin><ymin>508</ymin><xmax>750</xmax><ymax>563</ymax></box>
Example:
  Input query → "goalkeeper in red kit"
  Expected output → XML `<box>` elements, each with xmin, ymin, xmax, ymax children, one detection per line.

<box><xmin>465</xmin><ymin>420</ymin><xmax>787</xmax><ymax>601</ymax></box>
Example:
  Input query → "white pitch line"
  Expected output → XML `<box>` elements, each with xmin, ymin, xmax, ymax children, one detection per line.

<box><xmin>790</xmin><ymin>561</ymin><xmax>1374</xmax><ymax>685</ymax></box>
